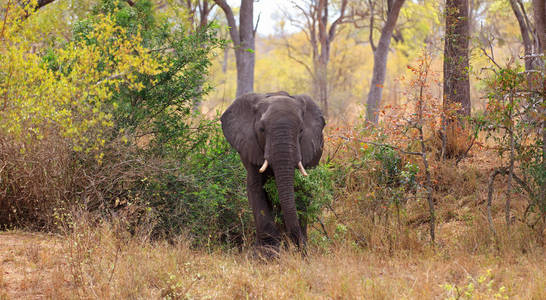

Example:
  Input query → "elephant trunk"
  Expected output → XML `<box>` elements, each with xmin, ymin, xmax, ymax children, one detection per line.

<box><xmin>269</xmin><ymin>130</ymin><xmax>305</xmax><ymax>248</ymax></box>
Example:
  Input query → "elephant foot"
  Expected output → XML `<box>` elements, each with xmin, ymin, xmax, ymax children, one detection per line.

<box><xmin>249</xmin><ymin>244</ymin><xmax>280</xmax><ymax>261</ymax></box>
<box><xmin>258</xmin><ymin>235</ymin><xmax>281</xmax><ymax>259</ymax></box>
<box><xmin>284</xmin><ymin>228</ymin><xmax>306</xmax><ymax>251</ymax></box>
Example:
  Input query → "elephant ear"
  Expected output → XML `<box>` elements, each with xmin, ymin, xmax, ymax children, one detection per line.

<box><xmin>221</xmin><ymin>93</ymin><xmax>265</xmax><ymax>166</ymax></box>
<box><xmin>294</xmin><ymin>94</ymin><xmax>325</xmax><ymax>167</ymax></box>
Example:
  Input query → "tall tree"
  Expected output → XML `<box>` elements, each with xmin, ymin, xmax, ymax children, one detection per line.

<box><xmin>532</xmin><ymin>0</ymin><xmax>545</xmax><ymax>208</ymax></box>
<box><xmin>508</xmin><ymin>0</ymin><xmax>542</xmax><ymax>72</ymax></box>
<box><xmin>364</xmin><ymin>0</ymin><xmax>406</xmax><ymax>123</ymax></box>
<box><xmin>214</xmin><ymin>0</ymin><xmax>255</xmax><ymax>97</ymax></box>
<box><xmin>442</xmin><ymin>0</ymin><xmax>470</xmax><ymax>160</ymax></box>
<box><xmin>534</xmin><ymin>0</ymin><xmax>545</xmax><ymax>56</ymax></box>
<box><xmin>443</xmin><ymin>0</ymin><xmax>470</xmax><ymax>117</ymax></box>
<box><xmin>282</xmin><ymin>0</ymin><xmax>348</xmax><ymax>118</ymax></box>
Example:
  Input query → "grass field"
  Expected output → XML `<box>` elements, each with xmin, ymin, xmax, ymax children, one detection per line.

<box><xmin>0</xmin><ymin>226</ymin><xmax>544</xmax><ymax>299</ymax></box>
<box><xmin>1</xmin><ymin>146</ymin><xmax>545</xmax><ymax>299</ymax></box>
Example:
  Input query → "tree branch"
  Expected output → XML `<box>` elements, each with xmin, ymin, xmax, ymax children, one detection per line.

<box><xmin>36</xmin><ymin>0</ymin><xmax>56</xmax><ymax>9</ymax></box>
<box><xmin>368</xmin><ymin>0</ymin><xmax>376</xmax><ymax>52</ymax></box>
<box><xmin>479</xmin><ymin>38</ymin><xmax>501</xmax><ymax>69</ymax></box>
<box><xmin>213</xmin><ymin>0</ymin><xmax>240</xmax><ymax>46</ymax></box>
<box><xmin>283</xmin><ymin>37</ymin><xmax>315</xmax><ymax>79</ymax></box>
<box><xmin>327</xmin><ymin>0</ymin><xmax>347</xmax><ymax>42</ymax></box>
<box><xmin>329</xmin><ymin>134</ymin><xmax>423</xmax><ymax>156</ymax></box>
<box><xmin>253</xmin><ymin>12</ymin><xmax>260</xmax><ymax>35</ymax></box>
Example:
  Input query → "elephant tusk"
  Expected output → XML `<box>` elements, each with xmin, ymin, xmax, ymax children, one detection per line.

<box><xmin>298</xmin><ymin>161</ymin><xmax>308</xmax><ymax>177</ymax></box>
<box><xmin>259</xmin><ymin>160</ymin><xmax>268</xmax><ymax>173</ymax></box>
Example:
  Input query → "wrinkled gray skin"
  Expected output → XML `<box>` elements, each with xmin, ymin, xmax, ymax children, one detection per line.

<box><xmin>221</xmin><ymin>91</ymin><xmax>325</xmax><ymax>256</ymax></box>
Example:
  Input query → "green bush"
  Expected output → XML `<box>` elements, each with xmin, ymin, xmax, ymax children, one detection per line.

<box><xmin>67</xmin><ymin>0</ymin><xmax>248</xmax><ymax>246</ymax></box>
<box><xmin>2</xmin><ymin>0</ymin><xmax>247</xmax><ymax>246</ymax></box>
<box><xmin>475</xmin><ymin>65</ymin><xmax>545</xmax><ymax>227</ymax></box>
<box><xmin>361</xmin><ymin>144</ymin><xmax>419</xmax><ymax>208</ymax></box>
<box><xmin>264</xmin><ymin>164</ymin><xmax>334</xmax><ymax>229</ymax></box>
<box><xmin>71</xmin><ymin>0</ymin><xmax>223</xmax><ymax>155</ymax></box>
<box><xmin>139</xmin><ymin>122</ymin><xmax>252</xmax><ymax>246</ymax></box>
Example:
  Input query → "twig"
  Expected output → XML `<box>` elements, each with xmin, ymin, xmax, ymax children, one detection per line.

<box><xmin>325</xmin><ymin>203</ymin><xmax>367</xmax><ymax>246</ymax></box>
<box><xmin>108</xmin><ymin>245</ymin><xmax>121</xmax><ymax>284</ymax></box>
<box><xmin>479</xmin><ymin>46</ymin><xmax>501</xmax><ymax>69</ymax></box>
<box><xmin>316</xmin><ymin>216</ymin><xmax>331</xmax><ymax>241</ymax></box>
<box><xmin>506</xmin><ymin>91</ymin><xmax>515</xmax><ymax>229</ymax></box>
<box><xmin>416</xmin><ymin>67</ymin><xmax>435</xmax><ymax>245</ymax></box>
<box><xmin>0</xmin><ymin>0</ymin><xmax>11</xmax><ymax>41</ymax></box>
<box><xmin>282</xmin><ymin>36</ymin><xmax>315</xmax><ymax>80</ymax></box>
<box><xmin>95</xmin><ymin>73</ymin><xmax>126</xmax><ymax>86</ymax></box>
<box><xmin>455</xmin><ymin>134</ymin><xmax>477</xmax><ymax>166</ymax></box>
<box><xmin>487</xmin><ymin>167</ymin><xmax>508</xmax><ymax>238</ymax></box>
<box><xmin>328</xmin><ymin>135</ymin><xmax>422</xmax><ymax>156</ymax></box>
<box><xmin>325</xmin><ymin>139</ymin><xmax>344</xmax><ymax>164</ymax></box>
<box><xmin>253</xmin><ymin>12</ymin><xmax>261</xmax><ymax>35</ymax></box>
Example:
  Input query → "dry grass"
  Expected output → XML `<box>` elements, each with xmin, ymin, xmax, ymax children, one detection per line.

<box><xmin>0</xmin><ymin>131</ymin><xmax>162</xmax><ymax>232</ymax></box>
<box><xmin>0</xmin><ymin>166</ymin><xmax>546</xmax><ymax>299</ymax></box>
<box><xmin>1</xmin><ymin>132</ymin><xmax>544</xmax><ymax>299</ymax></box>
<box><xmin>0</xmin><ymin>209</ymin><xmax>544</xmax><ymax>299</ymax></box>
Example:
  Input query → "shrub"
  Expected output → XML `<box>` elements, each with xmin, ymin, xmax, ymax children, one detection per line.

<box><xmin>0</xmin><ymin>2</ymin><xmax>163</xmax><ymax>228</ymax></box>
<box><xmin>475</xmin><ymin>65</ymin><xmax>545</xmax><ymax>229</ymax></box>
<box><xmin>139</xmin><ymin>121</ymin><xmax>251</xmax><ymax>246</ymax></box>
<box><xmin>264</xmin><ymin>164</ymin><xmax>335</xmax><ymax>230</ymax></box>
<box><xmin>0</xmin><ymin>0</ymin><xmax>233</xmax><ymax>245</ymax></box>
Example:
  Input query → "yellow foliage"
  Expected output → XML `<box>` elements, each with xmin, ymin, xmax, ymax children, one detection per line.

<box><xmin>0</xmin><ymin>1</ymin><xmax>165</xmax><ymax>158</ymax></box>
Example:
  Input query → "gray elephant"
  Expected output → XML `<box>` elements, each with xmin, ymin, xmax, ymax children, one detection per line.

<box><xmin>221</xmin><ymin>91</ymin><xmax>325</xmax><ymax>256</ymax></box>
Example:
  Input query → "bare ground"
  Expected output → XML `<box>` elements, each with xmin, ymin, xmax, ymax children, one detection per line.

<box><xmin>0</xmin><ymin>232</ymin><xmax>64</xmax><ymax>299</ymax></box>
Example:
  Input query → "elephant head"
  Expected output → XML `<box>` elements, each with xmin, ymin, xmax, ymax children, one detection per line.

<box><xmin>221</xmin><ymin>91</ymin><xmax>325</xmax><ymax>249</ymax></box>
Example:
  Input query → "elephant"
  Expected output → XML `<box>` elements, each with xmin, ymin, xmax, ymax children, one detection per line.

<box><xmin>221</xmin><ymin>91</ymin><xmax>325</xmax><ymax>256</ymax></box>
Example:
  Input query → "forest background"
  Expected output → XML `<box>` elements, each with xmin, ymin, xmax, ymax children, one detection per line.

<box><xmin>0</xmin><ymin>0</ymin><xmax>545</xmax><ymax>298</ymax></box>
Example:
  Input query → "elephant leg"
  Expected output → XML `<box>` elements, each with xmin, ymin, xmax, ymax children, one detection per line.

<box><xmin>245</xmin><ymin>166</ymin><xmax>280</xmax><ymax>254</ymax></box>
<box><xmin>296</xmin><ymin>187</ymin><xmax>308</xmax><ymax>247</ymax></box>
<box><xmin>299</xmin><ymin>216</ymin><xmax>308</xmax><ymax>243</ymax></box>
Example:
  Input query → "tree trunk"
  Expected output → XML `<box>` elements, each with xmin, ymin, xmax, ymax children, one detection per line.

<box><xmin>509</xmin><ymin>0</ymin><xmax>535</xmax><ymax>71</ymax></box>
<box><xmin>284</xmin><ymin>0</ymin><xmax>346</xmax><ymax>119</ymax></box>
<box><xmin>222</xmin><ymin>45</ymin><xmax>229</xmax><ymax>74</ymax></box>
<box><xmin>183</xmin><ymin>1</ymin><xmax>214</xmax><ymax>112</ymax></box>
<box><xmin>215</xmin><ymin>0</ymin><xmax>255</xmax><ymax>97</ymax></box>
<box><xmin>235</xmin><ymin>0</ymin><xmax>255</xmax><ymax>97</ymax></box>
<box><xmin>533</xmin><ymin>0</ymin><xmax>545</xmax><ymax>224</ymax></box>
<box><xmin>365</xmin><ymin>0</ymin><xmax>406</xmax><ymax>123</ymax></box>
<box><xmin>535</xmin><ymin>0</ymin><xmax>545</xmax><ymax>54</ymax></box>
<box><xmin>442</xmin><ymin>0</ymin><xmax>470</xmax><ymax>159</ymax></box>
<box><xmin>443</xmin><ymin>0</ymin><xmax>471</xmax><ymax>116</ymax></box>
<box><xmin>314</xmin><ymin>58</ymin><xmax>329</xmax><ymax>118</ymax></box>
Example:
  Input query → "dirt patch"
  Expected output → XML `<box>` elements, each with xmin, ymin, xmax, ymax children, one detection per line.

<box><xmin>0</xmin><ymin>231</ymin><xmax>63</xmax><ymax>299</ymax></box>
